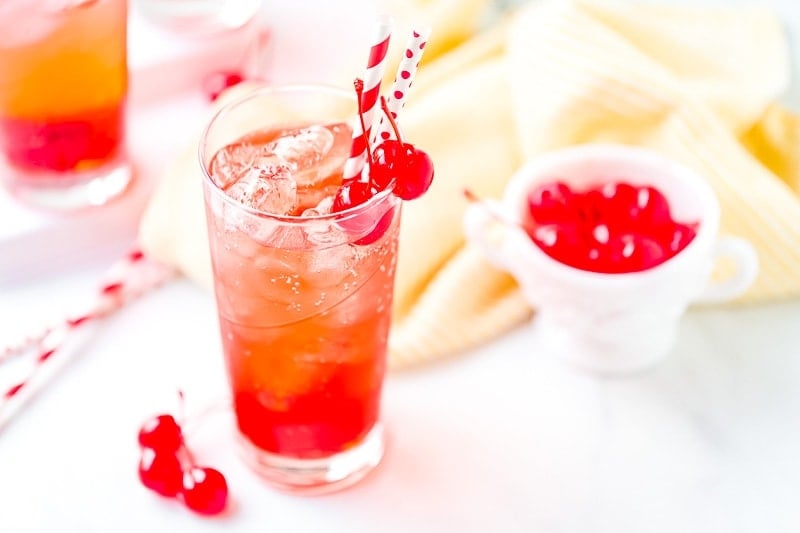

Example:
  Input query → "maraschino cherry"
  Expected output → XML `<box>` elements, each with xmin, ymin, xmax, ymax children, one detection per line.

<box><xmin>466</xmin><ymin>179</ymin><xmax>698</xmax><ymax>274</ymax></box>
<box><xmin>138</xmin><ymin>414</ymin><xmax>182</xmax><ymax>453</ymax></box>
<box><xmin>330</xmin><ymin>80</ymin><xmax>435</xmax><ymax>245</ymax></box>
<box><xmin>138</xmin><ymin>448</ymin><xmax>184</xmax><ymax>498</ymax></box>
<box><xmin>332</xmin><ymin>81</ymin><xmax>435</xmax><ymax>212</ymax></box>
<box><xmin>524</xmin><ymin>180</ymin><xmax>698</xmax><ymax>273</ymax></box>
<box><xmin>332</xmin><ymin>179</ymin><xmax>377</xmax><ymax>213</ymax></box>
<box><xmin>526</xmin><ymin>181</ymin><xmax>574</xmax><ymax>225</ymax></box>
<box><xmin>371</xmin><ymin>97</ymin><xmax>434</xmax><ymax>200</ymax></box>
<box><xmin>182</xmin><ymin>467</ymin><xmax>229</xmax><ymax>516</ymax></box>
<box><xmin>203</xmin><ymin>70</ymin><xmax>245</xmax><ymax>102</ymax></box>
<box><xmin>136</xmin><ymin>393</ymin><xmax>229</xmax><ymax>516</ymax></box>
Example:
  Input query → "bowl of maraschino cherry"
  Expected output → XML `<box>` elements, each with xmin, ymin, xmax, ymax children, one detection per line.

<box><xmin>464</xmin><ymin>144</ymin><xmax>758</xmax><ymax>374</ymax></box>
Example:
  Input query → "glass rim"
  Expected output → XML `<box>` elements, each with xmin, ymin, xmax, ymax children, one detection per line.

<box><xmin>198</xmin><ymin>83</ymin><xmax>397</xmax><ymax>223</ymax></box>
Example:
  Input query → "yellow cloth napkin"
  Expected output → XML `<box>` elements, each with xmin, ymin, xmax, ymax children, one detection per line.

<box><xmin>140</xmin><ymin>0</ymin><xmax>800</xmax><ymax>368</ymax></box>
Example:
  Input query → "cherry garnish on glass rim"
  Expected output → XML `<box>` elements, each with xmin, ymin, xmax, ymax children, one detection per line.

<box><xmin>371</xmin><ymin>96</ymin><xmax>434</xmax><ymax>200</ymax></box>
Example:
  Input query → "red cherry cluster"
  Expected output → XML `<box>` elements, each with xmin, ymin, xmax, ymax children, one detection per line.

<box><xmin>525</xmin><ymin>180</ymin><xmax>698</xmax><ymax>273</ymax></box>
<box><xmin>137</xmin><ymin>403</ymin><xmax>228</xmax><ymax>516</ymax></box>
<box><xmin>332</xmin><ymin>79</ymin><xmax>435</xmax><ymax>216</ymax></box>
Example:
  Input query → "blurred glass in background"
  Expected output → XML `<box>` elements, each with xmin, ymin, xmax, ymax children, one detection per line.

<box><xmin>133</xmin><ymin>0</ymin><xmax>264</xmax><ymax>35</ymax></box>
<box><xmin>0</xmin><ymin>0</ymin><xmax>131</xmax><ymax>210</ymax></box>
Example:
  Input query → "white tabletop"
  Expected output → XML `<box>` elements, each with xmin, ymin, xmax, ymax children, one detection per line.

<box><xmin>2</xmin><ymin>1</ymin><xmax>800</xmax><ymax>532</ymax></box>
<box><xmin>2</xmin><ymin>271</ymin><xmax>800</xmax><ymax>533</ymax></box>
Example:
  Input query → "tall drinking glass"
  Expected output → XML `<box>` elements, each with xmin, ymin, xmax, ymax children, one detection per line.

<box><xmin>199</xmin><ymin>85</ymin><xmax>400</xmax><ymax>493</ymax></box>
<box><xmin>0</xmin><ymin>0</ymin><xmax>130</xmax><ymax>209</ymax></box>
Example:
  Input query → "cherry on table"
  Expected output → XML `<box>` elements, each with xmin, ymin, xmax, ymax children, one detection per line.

<box><xmin>138</xmin><ymin>448</ymin><xmax>184</xmax><ymax>498</ymax></box>
<box><xmin>182</xmin><ymin>467</ymin><xmax>229</xmax><ymax>516</ymax></box>
<box><xmin>136</xmin><ymin>395</ymin><xmax>230</xmax><ymax>517</ymax></box>
<box><xmin>138</xmin><ymin>414</ymin><xmax>183</xmax><ymax>453</ymax></box>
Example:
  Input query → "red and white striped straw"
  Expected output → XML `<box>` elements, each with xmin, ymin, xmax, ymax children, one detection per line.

<box><xmin>342</xmin><ymin>16</ymin><xmax>393</xmax><ymax>181</ymax></box>
<box><xmin>0</xmin><ymin>249</ymin><xmax>173</xmax><ymax>433</ymax></box>
<box><xmin>372</xmin><ymin>26</ymin><xmax>431</xmax><ymax>145</ymax></box>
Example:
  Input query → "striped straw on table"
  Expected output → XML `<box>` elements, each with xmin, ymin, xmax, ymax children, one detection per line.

<box><xmin>0</xmin><ymin>249</ymin><xmax>173</xmax><ymax>433</ymax></box>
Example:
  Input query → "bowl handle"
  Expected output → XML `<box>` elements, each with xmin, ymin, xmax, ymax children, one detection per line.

<box><xmin>694</xmin><ymin>237</ymin><xmax>759</xmax><ymax>304</ymax></box>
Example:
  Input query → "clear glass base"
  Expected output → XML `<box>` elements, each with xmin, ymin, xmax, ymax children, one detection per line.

<box><xmin>2</xmin><ymin>158</ymin><xmax>133</xmax><ymax>211</ymax></box>
<box><xmin>237</xmin><ymin>424</ymin><xmax>385</xmax><ymax>495</ymax></box>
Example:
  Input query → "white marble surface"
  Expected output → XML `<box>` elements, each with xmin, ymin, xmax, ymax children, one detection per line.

<box><xmin>1</xmin><ymin>273</ymin><xmax>799</xmax><ymax>533</ymax></box>
<box><xmin>1</xmin><ymin>1</ymin><xmax>800</xmax><ymax>532</ymax></box>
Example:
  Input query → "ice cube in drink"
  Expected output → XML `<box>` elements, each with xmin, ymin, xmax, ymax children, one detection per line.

<box><xmin>224</xmin><ymin>162</ymin><xmax>297</xmax><ymax>215</ymax></box>
<box><xmin>211</xmin><ymin>121</ymin><xmax>353</xmax><ymax>215</ymax></box>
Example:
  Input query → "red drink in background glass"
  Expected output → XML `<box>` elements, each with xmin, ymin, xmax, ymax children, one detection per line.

<box><xmin>0</xmin><ymin>0</ymin><xmax>131</xmax><ymax>209</ymax></box>
<box><xmin>200</xmin><ymin>85</ymin><xmax>400</xmax><ymax>493</ymax></box>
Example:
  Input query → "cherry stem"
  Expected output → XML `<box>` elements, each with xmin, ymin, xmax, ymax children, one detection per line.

<box><xmin>380</xmin><ymin>96</ymin><xmax>404</xmax><ymax>143</ymax></box>
<box><xmin>462</xmin><ymin>188</ymin><xmax>481</xmax><ymax>203</ymax></box>
<box><xmin>177</xmin><ymin>389</ymin><xmax>186</xmax><ymax>426</ymax></box>
<box><xmin>353</xmin><ymin>78</ymin><xmax>374</xmax><ymax>181</ymax></box>
<box><xmin>175</xmin><ymin>389</ymin><xmax>193</xmax><ymax>468</ymax></box>
<box><xmin>180</xmin><ymin>442</ymin><xmax>198</xmax><ymax>470</ymax></box>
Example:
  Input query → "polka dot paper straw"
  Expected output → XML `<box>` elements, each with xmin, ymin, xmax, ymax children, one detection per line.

<box><xmin>372</xmin><ymin>26</ymin><xmax>431</xmax><ymax>145</ymax></box>
<box><xmin>343</xmin><ymin>17</ymin><xmax>393</xmax><ymax>181</ymax></box>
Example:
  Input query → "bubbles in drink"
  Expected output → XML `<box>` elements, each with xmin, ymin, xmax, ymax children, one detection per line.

<box><xmin>305</xmin><ymin>243</ymin><xmax>357</xmax><ymax>288</ymax></box>
<box><xmin>224</xmin><ymin>164</ymin><xmax>298</xmax><ymax>215</ymax></box>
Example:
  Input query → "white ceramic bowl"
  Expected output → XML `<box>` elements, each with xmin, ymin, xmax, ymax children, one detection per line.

<box><xmin>464</xmin><ymin>144</ymin><xmax>758</xmax><ymax>374</ymax></box>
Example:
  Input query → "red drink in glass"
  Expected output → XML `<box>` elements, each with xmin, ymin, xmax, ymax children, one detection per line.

<box><xmin>200</xmin><ymin>85</ymin><xmax>400</xmax><ymax>493</ymax></box>
<box><xmin>0</xmin><ymin>0</ymin><xmax>130</xmax><ymax>209</ymax></box>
